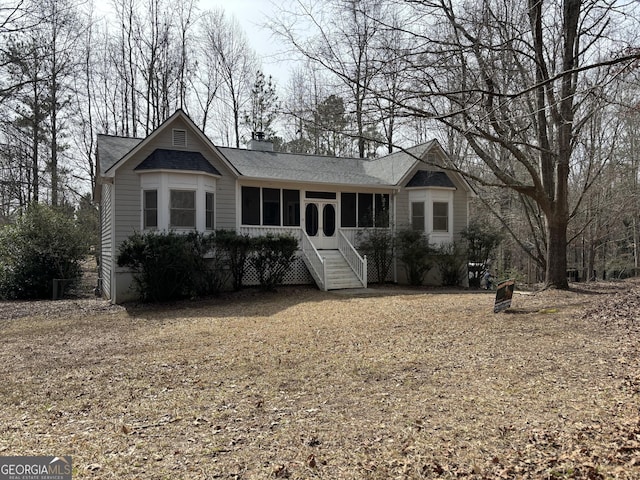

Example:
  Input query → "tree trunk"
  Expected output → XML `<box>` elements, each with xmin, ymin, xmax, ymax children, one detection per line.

<box><xmin>546</xmin><ymin>213</ymin><xmax>569</xmax><ymax>288</ymax></box>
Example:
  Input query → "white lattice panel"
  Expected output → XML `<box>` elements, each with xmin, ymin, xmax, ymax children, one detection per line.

<box><xmin>243</xmin><ymin>253</ymin><xmax>314</xmax><ymax>287</ymax></box>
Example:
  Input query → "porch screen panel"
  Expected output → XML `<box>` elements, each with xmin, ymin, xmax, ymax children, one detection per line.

<box><xmin>241</xmin><ymin>186</ymin><xmax>260</xmax><ymax>225</ymax></box>
<box><xmin>283</xmin><ymin>189</ymin><xmax>300</xmax><ymax>226</ymax></box>
<box><xmin>341</xmin><ymin>193</ymin><xmax>356</xmax><ymax>227</ymax></box>
<box><xmin>358</xmin><ymin>193</ymin><xmax>373</xmax><ymax>227</ymax></box>
<box><xmin>375</xmin><ymin>193</ymin><xmax>390</xmax><ymax>227</ymax></box>
<box><xmin>263</xmin><ymin>188</ymin><xmax>281</xmax><ymax>226</ymax></box>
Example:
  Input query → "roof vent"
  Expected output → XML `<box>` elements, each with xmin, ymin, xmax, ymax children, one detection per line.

<box><xmin>173</xmin><ymin>129</ymin><xmax>187</xmax><ymax>147</ymax></box>
<box><xmin>247</xmin><ymin>131</ymin><xmax>273</xmax><ymax>152</ymax></box>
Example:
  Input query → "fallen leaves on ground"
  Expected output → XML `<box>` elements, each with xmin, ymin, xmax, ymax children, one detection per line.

<box><xmin>0</xmin><ymin>280</ymin><xmax>639</xmax><ymax>479</ymax></box>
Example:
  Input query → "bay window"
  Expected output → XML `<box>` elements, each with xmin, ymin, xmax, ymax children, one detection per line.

<box><xmin>170</xmin><ymin>190</ymin><xmax>196</xmax><ymax>228</ymax></box>
<box><xmin>139</xmin><ymin>172</ymin><xmax>217</xmax><ymax>232</ymax></box>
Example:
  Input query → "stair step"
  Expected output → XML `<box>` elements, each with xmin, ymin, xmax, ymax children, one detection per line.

<box><xmin>307</xmin><ymin>249</ymin><xmax>365</xmax><ymax>290</ymax></box>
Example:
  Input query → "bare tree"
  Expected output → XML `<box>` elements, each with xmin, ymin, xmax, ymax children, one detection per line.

<box><xmin>271</xmin><ymin>0</ymin><xmax>386</xmax><ymax>157</ymax></box>
<box><xmin>366</xmin><ymin>0</ymin><xmax>640</xmax><ymax>288</ymax></box>
<box><xmin>201</xmin><ymin>9</ymin><xmax>255</xmax><ymax>147</ymax></box>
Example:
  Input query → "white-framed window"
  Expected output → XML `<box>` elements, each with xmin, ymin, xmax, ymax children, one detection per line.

<box><xmin>143</xmin><ymin>190</ymin><xmax>158</xmax><ymax>229</ymax></box>
<box><xmin>170</xmin><ymin>190</ymin><xmax>196</xmax><ymax>228</ymax></box>
<box><xmin>433</xmin><ymin>201</ymin><xmax>449</xmax><ymax>232</ymax></box>
<box><xmin>411</xmin><ymin>201</ymin><xmax>425</xmax><ymax>231</ymax></box>
<box><xmin>140</xmin><ymin>172</ymin><xmax>216</xmax><ymax>232</ymax></box>
<box><xmin>408</xmin><ymin>189</ymin><xmax>454</xmax><ymax>243</ymax></box>
<box><xmin>205</xmin><ymin>192</ymin><xmax>215</xmax><ymax>230</ymax></box>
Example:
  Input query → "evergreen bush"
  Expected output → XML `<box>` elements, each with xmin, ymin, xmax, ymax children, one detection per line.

<box><xmin>250</xmin><ymin>233</ymin><xmax>298</xmax><ymax>291</ymax></box>
<box><xmin>214</xmin><ymin>230</ymin><xmax>252</xmax><ymax>291</ymax></box>
<box><xmin>433</xmin><ymin>242</ymin><xmax>467</xmax><ymax>286</ymax></box>
<box><xmin>397</xmin><ymin>229</ymin><xmax>435</xmax><ymax>286</ymax></box>
<box><xmin>0</xmin><ymin>203</ymin><xmax>89</xmax><ymax>299</ymax></box>
<box><xmin>357</xmin><ymin>228</ymin><xmax>394</xmax><ymax>284</ymax></box>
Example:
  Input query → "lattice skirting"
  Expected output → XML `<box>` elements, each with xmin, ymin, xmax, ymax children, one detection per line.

<box><xmin>366</xmin><ymin>258</ymin><xmax>394</xmax><ymax>284</ymax></box>
<box><xmin>243</xmin><ymin>253</ymin><xmax>314</xmax><ymax>287</ymax></box>
<box><xmin>242</xmin><ymin>254</ymin><xmax>392</xmax><ymax>288</ymax></box>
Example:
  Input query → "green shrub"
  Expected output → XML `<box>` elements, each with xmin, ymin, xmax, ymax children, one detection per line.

<box><xmin>250</xmin><ymin>234</ymin><xmax>298</xmax><ymax>291</ymax></box>
<box><xmin>117</xmin><ymin>231</ymin><xmax>189</xmax><ymax>301</ymax></box>
<box><xmin>214</xmin><ymin>230</ymin><xmax>253</xmax><ymax>291</ymax></box>
<box><xmin>117</xmin><ymin>231</ymin><xmax>229</xmax><ymax>302</ymax></box>
<box><xmin>460</xmin><ymin>221</ymin><xmax>502</xmax><ymax>288</ymax></box>
<box><xmin>0</xmin><ymin>203</ymin><xmax>89</xmax><ymax>299</ymax></box>
<box><xmin>397</xmin><ymin>229</ymin><xmax>435</xmax><ymax>286</ymax></box>
<box><xmin>185</xmin><ymin>231</ymin><xmax>230</xmax><ymax>297</ymax></box>
<box><xmin>357</xmin><ymin>228</ymin><xmax>394</xmax><ymax>284</ymax></box>
<box><xmin>433</xmin><ymin>242</ymin><xmax>467</xmax><ymax>287</ymax></box>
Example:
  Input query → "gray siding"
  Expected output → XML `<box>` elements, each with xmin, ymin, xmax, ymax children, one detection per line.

<box><xmin>113</xmin><ymin>117</ymin><xmax>238</xmax><ymax>247</ymax></box>
<box><xmin>100</xmin><ymin>183</ymin><xmax>112</xmax><ymax>299</ymax></box>
<box><xmin>452</xmin><ymin>186</ymin><xmax>469</xmax><ymax>240</ymax></box>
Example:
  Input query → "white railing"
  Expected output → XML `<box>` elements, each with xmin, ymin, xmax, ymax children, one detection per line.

<box><xmin>301</xmin><ymin>230</ymin><xmax>327</xmax><ymax>291</ymax></box>
<box><xmin>239</xmin><ymin>226</ymin><xmax>302</xmax><ymax>240</ymax></box>
<box><xmin>338</xmin><ymin>230</ymin><xmax>367</xmax><ymax>288</ymax></box>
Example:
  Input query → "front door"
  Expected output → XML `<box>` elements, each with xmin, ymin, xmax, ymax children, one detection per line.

<box><xmin>305</xmin><ymin>201</ymin><xmax>337</xmax><ymax>249</ymax></box>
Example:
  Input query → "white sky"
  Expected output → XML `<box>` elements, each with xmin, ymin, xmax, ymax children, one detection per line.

<box><xmin>200</xmin><ymin>0</ymin><xmax>292</xmax><ymax>86</ymax></box>
<box><xmin>93</xmin><ymin>0</ymin><xmax>293</xmax><ymax>87</ymax></box>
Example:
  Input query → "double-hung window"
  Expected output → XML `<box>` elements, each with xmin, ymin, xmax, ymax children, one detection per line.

<box><xmin>433</xmin><ymin>202</ymin><xmax>449</xmax><ymax>232</ymax></box>
<box><xmin>411</xmin><ymin>202</ymin><xmax>425</xmax><ymax>231</ymax></box>
<box><xmin>170</xmin><ymin>190</ymin><xmax>196</xmax><ymax>228</ymax></box>
<box><xmin>205</xmin><ymin>192</ymin><xmax>215</xmax><ymax>230</ymax></box>
<box><xmin>143</xmin><ymin>190</ymin><xmax>158</xmax><ymax>229</ymax></box>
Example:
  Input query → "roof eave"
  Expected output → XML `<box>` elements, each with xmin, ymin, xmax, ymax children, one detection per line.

<box><xmin>237</xmin><ymin>175</ymin><xmax>395</xmax><ymax>189</ymax></box>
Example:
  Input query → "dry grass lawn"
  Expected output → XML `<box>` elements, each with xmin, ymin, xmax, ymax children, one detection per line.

<box><xmin>0</xmin><ymin>281</ymin><xmax>639</xmax><ymax>479</ymax></box>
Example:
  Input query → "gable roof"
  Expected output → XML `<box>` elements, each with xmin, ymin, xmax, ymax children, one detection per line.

<box><xmin>406</xmin><ymin>170</ymin><xmax>456</xmax><ymax>188</ymax></box>
<box><xmin>96</xmin><ymin>110</ymin><xmax>474</xmax><ymax>195</ymax></box>
<box><xmin>134</xmin><ymin>149</ymin><xmax>221</xmax><ymax>176</ymax></box>
<box><xmin>97</xmin><ymin>134</ymin><xmax>142</xmax><ymax>174</ymax></box>
<box><xmin>101</xmin><ymin>110</ymin><xmax>239</xmax><ymax>177</ymax></box>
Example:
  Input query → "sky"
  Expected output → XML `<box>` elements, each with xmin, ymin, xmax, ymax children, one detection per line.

<box><xmin>93</xmin><ymin>0</ymin><xmax>294</xmax><ymax>88</ymax></box>
<box><xmin>200</xmin><ymin>0</ymin><xmax>293</xmax><ymax>86</ymax></box>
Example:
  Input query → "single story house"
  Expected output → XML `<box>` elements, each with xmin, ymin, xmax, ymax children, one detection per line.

<box><xmin>96</xmin><ymin>110</ymin><xmax>474</xmax><ymax>303</ymax></box>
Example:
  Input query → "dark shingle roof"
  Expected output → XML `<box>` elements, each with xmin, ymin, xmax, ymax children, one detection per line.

<box><xmin>406</xmin><ymin>170</ymin><xmax>456</xmax><ymax>188</ymax></box>
<box><xmin>216</xmin><ymin>142</ymin><xmax>435</xmax><ymax>186</ymax></box>
<box><xmin>97</xmin><ymin>134</ymin><xmax>143</xmax><ymax>173</ymax></box>
<box><xmin>134</xmin><ymin>149</ymin><xmax>221</xmax><ymax>176</ymax></box>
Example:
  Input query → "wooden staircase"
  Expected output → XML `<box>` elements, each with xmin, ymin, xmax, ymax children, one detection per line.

<box><xmin>319</xmin><ymin>250</ymin><xmax>365</xmax><ymax>290</ymax></box>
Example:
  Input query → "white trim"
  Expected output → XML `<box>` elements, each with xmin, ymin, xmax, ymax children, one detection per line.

<box><xmin>404</xmin><ymin>185</ymin><xmax>456</xmax><ymax>191</ymax></box>
<box><xmin>408</xmin><ymin>188</ymin><xmax>454</xmax><ymax>244</ymax></box>
<box><xmin>134</xmin><ymin>168</ymin><xmax>221</xmax><ymax>179</ymax></box>
<box><xmin>139</xmin><ymin>171</ymin><xmax>217</xmax><ymax>233</ymax></box>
